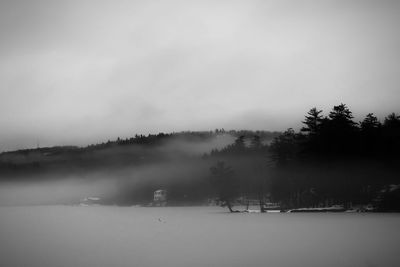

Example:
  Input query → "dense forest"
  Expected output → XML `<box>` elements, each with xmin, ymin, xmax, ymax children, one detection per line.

<box><xmin>0</xmin><ymin>104</ymin><xmax>399</xmax><ymax>211</ymax></box>
<box><xmin>208</xmin><ymin>104</ymin><xmax>400</xmax><ymax>212</ymax></box>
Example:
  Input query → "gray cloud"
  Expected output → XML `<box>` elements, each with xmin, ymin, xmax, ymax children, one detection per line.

<box><xmin>1</xmin><ymin>0</ymin><xmax>400</xmax><ymax>151</ymax></box>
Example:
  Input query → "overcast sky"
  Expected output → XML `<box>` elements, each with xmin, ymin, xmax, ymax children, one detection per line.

<box><xmin>1</xmin><ymin>0</ymin><xmax>400</xmax><ymax>151</ymax></box>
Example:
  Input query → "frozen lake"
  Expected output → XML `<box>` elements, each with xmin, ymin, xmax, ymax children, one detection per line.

<box><xmin>1</xmin><ymin>206</ymin><xmax>399</xmax><ymax>267</ymax></box>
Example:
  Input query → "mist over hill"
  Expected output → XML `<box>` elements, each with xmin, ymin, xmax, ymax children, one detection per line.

<box><xmin>0</xmin><ymin>130</ymin><xmax>278</xmax><ymax>206</ymax></box>
<box><xmin>1</xmin><ymin>104</ymin><xmax>400</xmax><ymax>211</ymax></box>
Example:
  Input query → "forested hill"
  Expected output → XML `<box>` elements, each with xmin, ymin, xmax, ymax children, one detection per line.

<box><xmin>0</xmin><ymin>130</ymin><xmax>279</xmax><ymax>177</ymax></box>
<box><xmin>1</xmin><ymin>104</ymin><xmax>399</xmax><ymax>209</ymax></box>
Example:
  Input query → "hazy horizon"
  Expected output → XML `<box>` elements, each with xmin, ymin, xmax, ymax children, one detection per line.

<box><xmin>1</xmin><ymin>0</ymin><xmax>400</xmax><ymax>151</ymax></box>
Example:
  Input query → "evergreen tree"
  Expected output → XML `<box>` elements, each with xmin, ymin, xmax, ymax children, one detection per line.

<box><xmin>328</xmin><ymin>103</ymin><xmax>357</xmax><ymax>127</ymax></box>
<box><xmin>321</xmin><ymin>103</ymin><xmax>358</xmax><ymax>154</ymax></box>
<box><xmin>270</xmin><ymin>128</ymin><xmax>298</xmax><ymax>165</ymax></box>
<box><xmin>300</xmin><ymin>107</ymin><xmax>324</xmax><ymax>154</ymax></box>
<box><xmin>382</xmin><ymin>113</ymin><xmax>400</xmax><ymax>155</ymax></box>
<box><xmin>360</xmin><ymin>113</ymin><xmax>381</xmax><ymax>131</ymax></box>
<box><xmin>301</xmin><ymin>107</ymin><xmax>323</xmax><ymax>136</ymax></box>
<box><xmin>360</xmin><ymin>113</ymin><xmax>381</xmax><ymax>155</ymax></box>
<box><xmin>383</xmin><ymin>113</ymin><xmax>400</xmax><ymax>128</ymax></box>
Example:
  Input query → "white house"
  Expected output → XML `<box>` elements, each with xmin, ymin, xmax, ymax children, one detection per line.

<box><xmin>154</xmin><ymin>189</ymin><xmax>167</xmax><ymax>205</ymax></box>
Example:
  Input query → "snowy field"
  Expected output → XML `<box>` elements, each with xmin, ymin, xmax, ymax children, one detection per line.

<box><xmin>0</xmin><ymin>206</ymin><xmax>400</xmax><ymax>267</ymax></box>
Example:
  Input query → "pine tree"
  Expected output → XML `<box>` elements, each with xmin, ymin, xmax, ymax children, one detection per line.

<box><xmin>360</xmin><ymin>113</ymin><xmax>381</xmax><ymax>155</ymax></box>
<box><xmin>301</xmin><ymin>107</ymin><xmax>323</xmax><ymax>136</ymax></box>
<box><xmin>323</xmin><ymin>103</ymin><xmax>358</xmax><ymax>154</ymax></box>
<box><xmin>328</xmin><ymin>103</ymin><xmax>357</xmax><ymax>128</ymax></box>
<box><xmin>360</xmin><ymin>113</ymin><xmax>381</xmax><ymax>130</ymax></box>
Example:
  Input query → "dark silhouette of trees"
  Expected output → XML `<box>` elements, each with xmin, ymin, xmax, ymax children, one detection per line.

<box><xmin>300</xmin><ymin>107</ymin><xmax>324</xmax><ymax>153</ymax></box>
<box><xmin>301</xmin><ymin>107</ymin><xmax>324</xmax><ymax>136</ymax></box>
<box><xmin>360</xmin><ymin>113</ymin><xmax>381</xmax><ymax>130</ymax></box>
<box><xmin>322</xmin><ymin>103</ymin><xmax>358</xmax><ymax>154</ymax></box>
<box><xmin>209</xmin><ymin>161</ymin><xmax>238</xmax><ymax>212</ymax></box>
<box><xmin>2</xmin><ymin>104</ymin><xmax>400</xmax><ymax>210</ymax></box>
<box><xmin>384</xmin><ymin>113</ymin><xmax>400</xmax><ymax>127</ymax></box>
<box><xmin>328</xmin><ymin>104</ymin><xmax>355</xmax><ymax>123</ymax></box>
<box><xmin>382</xmin><ymin>113</ymin><xmax>400</xmax><ymax>156</ymax></box>
<box><xmin>360</xmin><ymin>113</ymin><xmax>381</xmax><ymax>155</ymax></box>
<box><xmin>266</xmin><ymin>104</ymin><xmax>400</xmax><ymax>210</ymax></box>
<box><xmin>270</xmin><ymin>128</ymin><xmax>298</xmax><ymax>165</ymax></box>
<box><xmin>213</xmin><ymin>135</ymin><xmax>249</xmax><ymax>155</ymax></box>
<box><xmin>297</xmin><ymin>104</ymin><xmax>363</xmax><ymax>156</ymax></box>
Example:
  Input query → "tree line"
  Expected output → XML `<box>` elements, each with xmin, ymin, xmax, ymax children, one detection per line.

<box><xmin>271</xmin><ymin>104</ymin><xmax>400</xmax><ymax>163</ymax></box>
<box><xmin>1</xmin><ymin>104</ymin><xmax>399</xmax><ymax>210</ymax></box>
<box><xmin>208</xmin><ymin>104</ymin><xmax>400</xmax><ymax>212</ymax></box>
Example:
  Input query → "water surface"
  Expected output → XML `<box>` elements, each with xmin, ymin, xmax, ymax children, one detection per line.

<box><xmin>0</xmin><ymin>206</ymin><xmax>399</xmax><ymax>267</ymax></box>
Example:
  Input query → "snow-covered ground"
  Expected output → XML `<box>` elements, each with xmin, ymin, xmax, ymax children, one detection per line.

<box><xmin>0</xmin><ymin>206</ymin><xmax>399</xmax><ymax>267</ymax></box>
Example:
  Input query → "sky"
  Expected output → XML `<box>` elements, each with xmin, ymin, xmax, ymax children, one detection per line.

<box><xmin>1</xmin><ymin>0</ymin><xmax>400</xmax><ymax>151</ymax></box>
